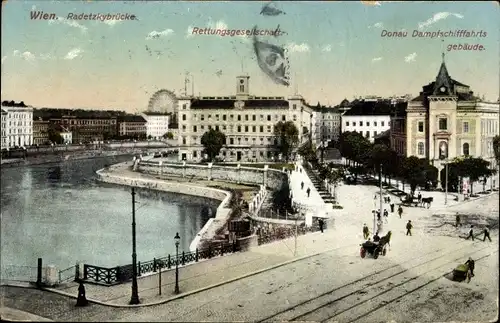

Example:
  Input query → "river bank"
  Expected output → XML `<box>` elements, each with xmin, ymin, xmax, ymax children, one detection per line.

<box><xmin>0</xmin><ymin>148</ymin><xmax>167</xmax><ymax>169</ymax></box>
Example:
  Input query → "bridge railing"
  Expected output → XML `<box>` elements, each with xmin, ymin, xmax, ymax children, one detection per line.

<box><xmin>82</xmin><ymin>241</ymin><xmax>240</xmax><ymax>286</ymax></box>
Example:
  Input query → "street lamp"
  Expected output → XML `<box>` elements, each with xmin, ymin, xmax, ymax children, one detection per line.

<box><xmin>129</xmin><ymin>187</ymin><xmax>140</xmax><ymax>305</ymax></box>
<box><xmin>439</xmin><ymin>155</ymin><xmax>448</xmax><ymax>205</ymax></box>
<box><xmin>174</xmin><ymin>232</ymin><xmax>180</xmax><ymax>294</ymax></box>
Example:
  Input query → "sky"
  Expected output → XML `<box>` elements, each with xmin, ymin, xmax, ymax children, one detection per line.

<box><xmin>1</xmin><ymin>1</ymin><xmax>499</xmax><ymax>112</ymax></box>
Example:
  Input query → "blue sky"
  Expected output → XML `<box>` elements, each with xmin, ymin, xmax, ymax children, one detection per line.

<box><xmin>1</xmin><ymin>1</ymin><xmax>499</xmax><ymax>111</ymax></box>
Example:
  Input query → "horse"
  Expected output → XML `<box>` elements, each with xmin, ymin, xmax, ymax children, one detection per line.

<box><xmin>379</xmin><ymin>231</ymin><xmax>392</xmax><ymax>248</ymax></box>
<box><xmin>421</xmin><ymin>197</ymin><xmax>433</xmax><ymax>208</ymax></box>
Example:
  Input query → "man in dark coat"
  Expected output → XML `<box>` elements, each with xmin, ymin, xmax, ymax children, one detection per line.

<box><xmin>363</xmin><ymin>223</ymin><xmax>369</xmax><ymax>240</ymax></box>
<box><xmin>398</xmin><ymin>205</ymin><xmax>403</xmax><ymax>218</ymax></box>
<box><xmin>306</xmin><ymin>187</ymin><xmax>311</xmax><ymax>197</ymax></box>
<box><xmin>466</xmin><ymin>225</ymin><xmax>474</xmax><ymax>241</ymax></box>
<box><xmin>301</xmin><ymin>181</ymin><xmax>304</xmax><ymax>190</ymax></box>
<box><xmin>318</xmin><ymin>218</ymin><xmax>324</xmax><ymax>233</ymax></box>
<box><xmin>406</xmin><ymin>220</ymin><xmax>413</xmax><ymax>236</ymax></box>
<box><xmin>383</xmin><ymin>209</ymin><xmax>389</xmax><ymax>217</ymax></box>
<box><xmin>465</xmin><ymin>257</ymin><xmax>475</xmax><ymax>277</ymax></box>
<box><xmin>390</xmin><ymin>203</ymin><xmax>395</xmax><ymax>213</ymax></box>
<box><xmin>483</xmin><ymin>227</ymin><xmax>492</xmax><ymax>242</ymax></box>
<box><xmin>455</xmin><ymin>214</ymin><xmax>461</xmax><ymax>227</ymax></box>
<box><xmin>373</xmin><ymin>232</ymin><xmax>381</xmax><ymax>242</ymax></box>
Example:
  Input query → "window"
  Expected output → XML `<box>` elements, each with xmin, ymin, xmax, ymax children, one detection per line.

<box><xmin>360</xmin><ymin>121</ymin><xmax>363</xmax><ymax>126</ymax></box>
<box><xmin>293</xmin><ymin>115</ymin><xmax>297</xmax><ymax>121</ymax></box>
<box><xmin>374</xmin><ymin>131</ymin><xmax>377</xmax><ymax>136</ymax></box>
<box><xmin>223</xmin><ymin>115</ymin><xmax>227</xmax><ymax>121</ymax></box>
<box><xmin>252</xmin><ymin>115</ymin><xmax>256</xmax><ymax>121</ymax></box>
<box><xmin>282</xmin><ymin>115</ymin><xmax>286</xmax><ymax>121</ymax></box>
<box><xmin>345</xmin><ymin>122</ymin><xmax>350</xmax><ymax>126</ymax></box>
<box><xmin>463</xmin><ymin>121</ymin><xmax>469</xmax><ymax>133</ymax></box>
<box><xmin>216</xmin><ymin>125</ymin><xmax>219</xmax><ymax>131</ymax></box>
<box><xmin>374</xmin><ymin>121</ymin><xmax>377</xmax><ymax>126</ymax></box>
<box><xmin>463</xmin><ymin>143</ymin><xmax>470</xmax><ymax>156</ymax></box>
<box><xmin>381</xmin><ymin>121</ymin><xmax>385</xmax><ymax>127</ymax></box>
<box><xmin>365</xmin><ymin>131</ymin><xmax>369</xmax><ymax>138</ymax></box>
<box><xmin>418</xmin><ymin>121</ymin><xmax>424</xmax><ymax>133</ymax></box>
<box><xmin>193</xmin><ymin>151</ymin><xmax>197</xmax><ymax>158</ymax></box>
<box><xmin>293</xmin><ymin>104</ymin><xmax>297</xmax><ymax>110</ymax></box>
<box><xmin>216</xmin><ymin>114</ymin><xmax>220</xmax><ymax>121</ymax></box>
<box><xmin>201</xmin><ymin>115</ymin><xmax>205</xmax><ymax>121</ymax></box>
<box><xmin>182</xmin><ymin>137</ymin><xmax>186</xmax><ymax>145</ymax></box>
<box><xmin>230</xmin><ymin>138</ymin><xmax>234</xmax><ymax>145</ymax></box>
<box><xmin>193</xmin><ymin>126</ymin><xmax>197</xmax><ymax>132</ymax></box>
<box><xmin>244</xmin><ymin>126</ymin><xmax>249</xmax><ymax>132</ymax></box>
<box><xmin>182</xmin><ymin>114</ymin><xmax>186</xmax><ymax>121</ymax></box>
<box><xmin>252</xmin><ymin>126</ymin><xmax>256</xmax><ymax>132</ymax></box>
<box><xmin>438</xmin><ymin>118</ymin><xmax>447</xmax><ymax>131</ymax></box>
<box><xmin>260</xmin><ymin>126</ymin><xmax>264</xmax><ymax>132</ymax></box>
<box><xmin>367</xmin><ymin>122</ymin><xmax>370</xmax><ymax>127</ymax></box>
<box><xmin>417</xmin><ymin>142</ymin><xmax>424</xmax><ymax>155</ymax></box>
<box><xmin>183</xmin><ymin>104</ymin><xmax>187</xmax><ymax>110</ymax></box>
<box><xmin>267</xmin><ymin>125</ymin><xmax>272</xmax><ymax>132</ymax></box>
<box><xmin>237</xmin><ymin>115</ymin><xmax>241</xmax><ymax>121</ymax></box>
<box><xmin>245</xmin><ymin>115</ymin><xmax>249</xmax><ymax>121</ymax></box>
<box><xmin>353</xmin><ymin>122</ymin><xmax>356</xmax><ymax>127</ymax></box>
<box><xmin>237</xmin><ymin>126</ymin><xmax>241</xmax><ymax>132</ymax></box>
<box><xmin>239</xmin><ymin>85</ymin><xmax>244</xmax><ymax>92</ymax></box>
<box><xmin>230</xmin><ymin>114</ymin><xmax>234</xmax><ymax>120</ymax></box>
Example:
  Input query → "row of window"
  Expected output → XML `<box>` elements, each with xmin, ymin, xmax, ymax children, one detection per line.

<box><xmin>7</xmin><ymin>121</ymin><xmax>32</xmax><ymax>127</ymax></box>
<box><xmin>185</xmin><ymin>114</ymin><xmax>291</xmax><ymax>123</ymax></box>
<box><xmin>417</xmin><ymin>119</ymin><xmax>471</xmax><ymax>133</ymax></box>
<box><xmin>4</xmin><ymin>113</ymin><xmax>32</xmax><ymax>119</ymax></box>
<box><xmin>345</xmin><ymin>121</ymin><xmax>388</xmax><ymax>127</ymax></box>
<box><xmin>182</xmin><ymin>136</ymin><xmax>275</xmax><ymax>146</ymax></box>
<box><xmin>415</xmin><ymin>142</ymin><xmax>470</xmax><ymax>156</ymax></box>
<box><xmin>187</xmin><ymin>124</ymin><xmax>275</xmax><ymax>134</ymax></box>
<box><xmin>191</xmin><ymin>150</ymin><xmax>274</xmax><ymax>159</ymax></box>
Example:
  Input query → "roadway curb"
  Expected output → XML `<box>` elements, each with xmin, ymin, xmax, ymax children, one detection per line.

<box><xmin>9</xmin><ymin>243</ymin><xmax>357</xmax><ymax>309</ymax></box>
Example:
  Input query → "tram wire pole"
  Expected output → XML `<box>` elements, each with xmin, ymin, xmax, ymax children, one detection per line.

<box><xmin>379</xmin><ymin>163</ymin><xmax>383</xmax><ymax>234</ymax></box>
<box><xmin>130</xmin><ymin>187</ymin><xmax>140</xmax><ymax>305</ymax></box>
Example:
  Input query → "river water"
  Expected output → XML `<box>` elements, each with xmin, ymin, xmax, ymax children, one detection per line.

<box><xmin>0</xmin><ymin>155</ymin><xmax>218</xmax><ymax>273</ymax></box>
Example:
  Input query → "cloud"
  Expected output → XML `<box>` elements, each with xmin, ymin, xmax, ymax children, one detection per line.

<box><xmin>372</xmin><ymin>57</ymin><xmax>383</xmax><ymax>62</ymax></box>
<box><xmin>146</xmin><ymin>29</ymin><xmax>174</xmax><ymax>40</ymax></box>
<box><xmin>1</xmin><ymin>56</ymin><xmax>6</xmax><ymax>64</ymax></box>
<box><xmin>286</xmin><ymin>42</ymin><xmax>310</xmax><ymax>53</ymax></box>
<box><xmin>322</xmin><ymin>44</ymin><xmax>332</xmax><ymax>52</ymax></box>
<box><xmin>418</xmin><ymin>12</ymin><xmax>464</xmax><ymax>29</ymax></box>
<box><xmin>48</xmin><ymin>17</ymin><xmax>88</xmax><ymax>33</ymax></box>
<box><xmin>186</xmin><ymin>26</ymin><xmax>195</xmax><ymax>38</ymax></box>
<box><xmin>404</xmin><ymin>52</ymin><xmax>417</xmax><ymax>63</ymax></box>
<box><xmin>102</xmin><ymin>20</ymin><xmax>121</xmax><ymax>27</ymax></box>
<box><xmin>208</xmin><ymin>19</ymin><xmax>228</xmax><ymax>30</ymax></box>
<box><xmin>369</xmin><ymin>22</ymin><xmax>384</xmax><ymax>29</ymax></box>
<box><xmin>13</xmin><ymin>50</ymin><xmax>36</xmax><ymax>62</ymax></box>
<box><xmin>31</xmin><ymin>5</ymin><xmax>36</xmax><ymax>10</ymax></box>
<box><xmin>64</xmin><ymin>48</ymin><xmax>83</xmax><ymax>60</ymax></box>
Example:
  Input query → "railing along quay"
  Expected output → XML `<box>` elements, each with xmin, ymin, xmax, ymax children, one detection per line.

<box><xmin>82</xmin><ymin>242</ymin><xmax>240</xmax><ymax>286</ymax></box>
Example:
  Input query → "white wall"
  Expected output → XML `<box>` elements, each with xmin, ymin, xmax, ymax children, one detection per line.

<box><xmin>341</xmin><ymin>115</ymin><xmax>390</xmax><ymax>142</ymax></box>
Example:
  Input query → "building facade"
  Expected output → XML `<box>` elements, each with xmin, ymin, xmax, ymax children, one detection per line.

<box><xmin>60</xmin><ymin>127</ymin><xmax>73</xmax><ymax>145</ymax></box>
<box><xmin>341</xmin><ymin>99</ymin><xmax>405</xmax><ymax>143</ymax></box>
<box><xmin>117</xmin><ymin>115</ymin><xmax>147</xmax><ymax>138</ymax></box>
<box><xmin>32</xmin><ymin>118</ymin><xmax>50</xmax><ymax>145</ymax></box>
<box><xmin>310</xmin><ymin>104</ymin><xmax>342</xmax><ymax>148</ymax></box>
<box><xmin>176</xmin><ymin>76</ymin><xmax>316</xmax><ymax>162</ymax></box>
<box><xmin>141</xmin><ymin>112</ymin><xmax>170</xmax><ymax>139</ymax></box>
<box><xmin>395</xmin><ymin>54</ymin><xmax>499</xmax><ymax>179</ymax></box>
<box><xmin>51</xmin><ymin>115</ymin><xmax>117</xmax><ymax>144</ymax></box>
<box><xmin>1</xmin><ymin>101</ymin><xmax>34</xmax><ymax>149</ymax></box>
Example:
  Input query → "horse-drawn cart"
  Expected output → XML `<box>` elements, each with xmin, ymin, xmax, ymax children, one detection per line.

<box><xmin>360</xmin><ymin>231</ymin><xmax>392</xmax><ymax>260</ymax></box>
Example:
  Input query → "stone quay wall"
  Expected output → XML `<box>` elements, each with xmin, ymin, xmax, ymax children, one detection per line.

<box><xmin>95</xmin><ymin>163</ymin><xmax>233</xmax><ymax>251</ymax></box>
<box><xmin>137</xmin><ymin>160</ymin><xmax>289</xmax><ymax>191</ymax></box>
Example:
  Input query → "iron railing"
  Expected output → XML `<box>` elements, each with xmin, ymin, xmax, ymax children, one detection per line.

<box><xmin>257</xmin><ymin>225</ymin><xmax>322</xmax><ymax>245</ymax></box>
<box><xmin>58</xmin><ymin>265</ymin><xmax>77</xmax><ymax>284</ymax></box>
<box><xmin>82</xmin><ymin>241</ymin><xmax>239</xmax><ymax>286</ymax></box>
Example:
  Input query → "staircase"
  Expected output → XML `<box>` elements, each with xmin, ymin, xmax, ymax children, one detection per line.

<box><xmin>304</xmin><ymin>167</ymin><xmax>336</xmax><ymax>204</ymax></box>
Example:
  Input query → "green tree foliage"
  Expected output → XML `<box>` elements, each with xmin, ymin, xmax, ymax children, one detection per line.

<box><xmin>338</xmin><ymin>131</ymin><xmax>371</xmax><ymax>165</ymax></box>
<box><xmin>400</xmin><ymin>156</ymin><xmax>427</xmax><ymax>196</ymax></box>
<box><xmin>449</xmin><ymin>157</ymin><xmax>493</xmax><ymax>194</ymax></box>
<box><xmin>273</xmin><ymin>121</ymin><xmax>299</xmax><ymax>162</ymax></box>
<box><xmin>47</xmin><ymin>128</ymin><xmax>63</xmax><ymax>144</ymax></box>
<box><xmin>494</xmin><ymin>135</ymin><xmax>500</xmax><ymax>165</ymax></box>
<box><xmin>297</xmin><ymin>141</ymin><xmax>316</xmax><ymax>161</ymax></box>
<box><xmin>201</xmin><ymin>129</ymin><xmax>226</xmax><ymax>162</ymax></box>
<box><xmin>163</xmin><ymin>132</ymin><xmax>174</xmax><ymax>139</ymax></box>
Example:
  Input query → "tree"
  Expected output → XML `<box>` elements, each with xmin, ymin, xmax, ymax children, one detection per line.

<box><xmin>297</xmin><ymin>141</ymin><xmax>316</xmax><ymax>161</ymax></box>
<box><xmin>147</xmin><ymin>135</ymin><xmax>153</xmax><ymax>140</ymax></box>
<box><xmin>339</xmin><ymin>131</ymin><xmax>371</xmax><ymax>166</ymax></box>
<box><xmin>400</xmin><ymin>156</ymin><xmax>427</xmax><ymax>196</ymax></box>
<box><xmin>201</xmin><ymin>129</ymin><xmax>226</xmax><ymax>162</ymax></box>
<box><xmin>452</xmin><ymin>157</ymin><xmax>493</xmax><ymax>195</ymax></box>
<box><xmin>163</xmin><ymin>132</ymin><xmax>174</xmax><ymax>139</ymax></box>
<box><xmin>47</xmin><ymin>128</ymin><xmax>63</xmax><ymax>145</ymax></box>
<box><xmin>494</xmin><ymin>135</ymin><xmax>500</xmax><ymax>165</ymax></box>
<box><xmin>273</xmin><ymin>121</ymin><xmax>299</xmax><ymax>162</ymax></box>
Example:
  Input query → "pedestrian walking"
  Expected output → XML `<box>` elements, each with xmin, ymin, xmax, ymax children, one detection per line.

<box><xmin>306</xmin><ymin>187</ymin><xmax>311</xmax><ymax>197</ymax></box>
<box><xmin>363</xmin><ymin>223</ymin><xmax>369</xmax><ymax>240</ymax></box>
<box><xmin>417</xmin><ymin>192</ymin><xmax>422</xmax><ymax>204</ymax></box>
<box><xmin>398</xmin><ymin>205</ymin><xmax>403</xmax><ymax>218</ymax></box>
<box><xmin>483</xmin><ymin>227</ymin><xmax>492</xmax><ymax>242</ymax></box>
<box><xmin>466</xmin><ymin>225</ymin><xmax>474</xmax><ymax>241</ymax></box>
<box><xmin>465</xmin><ymin>257</ymin><xmax>475</xmax><ymax>277</ymax></box>
<box><xmin>387</xmin><ymin>196</ymin><xmax>391</xmax><ymax>204</ymax></box>
<box><xmin>301</xmin><ymin>181</ymin><xmax>304</xmax><ymax>190</ymax></box>
<box><xmin>406</xmin><ymin>220</ymin><xmax>413</xmax><ymax>236</ymax></box>
<box><xmin>76</xmin><ymin>280</ymin><xmax>88</xmax><ymax>307</ymax></box>
<box><xmin>373</xmin><ymin>231</ymin><xmax>381</xmax><ymax>242</ymax></box>
<box><xmin>390</xmin><ymin>203</ymin><xmax>395</xmax><ymax>213</ymax></box>
<box><xmin>377</xmin><ymin>211</ymin><xmax>381</xmax><ymax>222</ymax></box>
<box><xmin>383</xmin><ymin>209</ymin><xmax>388</xmax><ymax>217</ymax></box>
<box><xmin>318</xmin><ymin>218</ymin><xmax>324</xmax><ymax>233</ymax></box>
<box><xmin>455</xmin><ymin>214</ymin><xmax>461</xmax><ymax>228</ymax></box>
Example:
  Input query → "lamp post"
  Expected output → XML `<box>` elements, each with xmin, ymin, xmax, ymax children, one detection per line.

<box><xmin>129</xmin><ymin>187</ymin><xmax>140</xmax><ymax>305</ymax></box>
<box><xmin>378</xmin><ymin>163</ymin><xmax>383</xmax><ymax>232</ymax></box>
<box><xmin>174</xmin><ymin>232</ymin><xmax>180</xmax><ymax>294</ymax></box>
<box><xmin>439</xmin><ymin>155</ymin><xmax>448</xmax><ymax>205</ymax></box>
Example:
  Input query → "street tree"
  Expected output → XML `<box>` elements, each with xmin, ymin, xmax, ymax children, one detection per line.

<box><xmin>201</xmin><ymin>129</ymin><xmax>226</xmax><ymax>162</ymax></box>
<box><xmin>452</xmin><ymin>157</ymin><xmax>493</xmax><ymax>195</ymax></box>
<box><xmin>297</xmin><ymin>141</ymin><xmax>316</xmax><ymax>161</ymax></box>
<box><xmin>401</xmin><ymin>156</ymin><xmax>427</xmax><ymax>196</ymax></box>
<box><xmin>339</xmin><ymin>131</ymin><xmax>371</xmax><ymax>166</ymax></box>
<box><xmin>273</xmin><ymin>121</ymin><xmax>299</xmax><ymax>162</ymax></box>
<box><xmin>47</xmin><ymin>128</ymin><xmax>63</xmax><ymax>145</ymax></box>
<box><xmin>163</xmin><ymin>132</ymin><xmax>174</xmax><ymax>139</ymax></box>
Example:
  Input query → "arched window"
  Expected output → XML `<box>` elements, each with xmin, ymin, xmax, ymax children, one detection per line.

<box><xmin>417</xmin><ymin>142</ymin><xmax>424</xmax><ymax>155</ymax></box>
<box><xmin>463</xmin><ymin>142</ymin><xmax>470</xmax><ymax>156</ymax></box>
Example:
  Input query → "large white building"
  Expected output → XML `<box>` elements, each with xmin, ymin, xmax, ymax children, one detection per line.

<box><xmin>141</xmin><ymin>112</ymin><xmax>170</xmax><ymax>140</ymax></box>
<box><xmin>401</xmin><ymin>54</ymin><xmax>499</xmax><ymax>177</ymax></box>
<box><xmin>310</xmin><ymin>104</ymin><xmax>342</xmax><ymax>147</ymax></box>
<box><xmin>1</xmin><ymin>101</ymin><xmax>34</xmax><ymax>149</ymax></box>
<box><xmin>341</xmin><ymin>99</ymin><xmax>405</xmax><ymax>143</ymax></box>
<box><xmin>176</xmin><ymin>75</ymin><xmax>334</xmax><ymax>162</ymax></box>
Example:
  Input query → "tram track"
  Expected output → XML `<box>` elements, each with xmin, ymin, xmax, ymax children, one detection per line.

<box><xmin>257</xmin><ymin>239</ymin><xmax>490</xmax><ymax>323</ymax></box>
